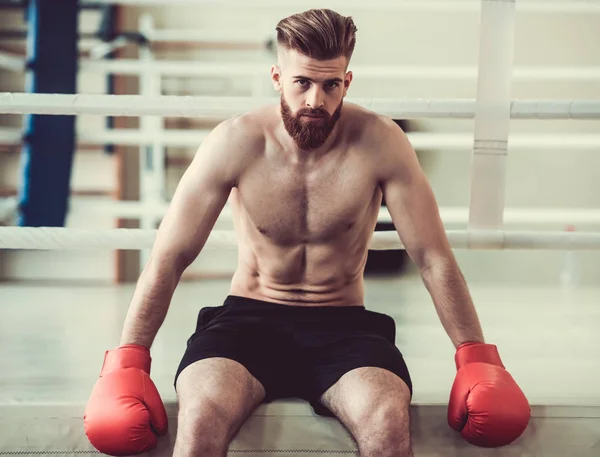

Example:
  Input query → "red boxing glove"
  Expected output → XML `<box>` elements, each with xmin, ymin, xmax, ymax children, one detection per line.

<box><xmin>84</xmin><ymin>345</ymin><xmax>168</xmax><ymax>456</ymax></box>
<box><xmin>448</xmin><ymin>342</ymin><xmax>530</xmax><ymax>447</ymax></box>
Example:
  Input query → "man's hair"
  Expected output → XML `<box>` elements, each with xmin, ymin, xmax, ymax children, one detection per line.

<box><xmin>275</xmin><ymin>9</ymin><xmax>357</xmax><ymax>61</ymax></box>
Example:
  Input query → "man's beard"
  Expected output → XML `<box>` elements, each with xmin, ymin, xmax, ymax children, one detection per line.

<box><xmin>280</xmin><ymin>95</ymin><xmax>343</xmax><ymax>150</ymax></box>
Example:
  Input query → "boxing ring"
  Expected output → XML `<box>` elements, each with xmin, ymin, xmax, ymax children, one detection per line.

<box><xmin>1</xmin><ymin>0</ymin><xmax>600</xmax><ymax>456</ymax></box>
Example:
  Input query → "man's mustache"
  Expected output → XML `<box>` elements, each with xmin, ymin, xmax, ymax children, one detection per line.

<box><xmin>297</xmin><ymin>108</ymin><xmax>328</xmax><ymax>118</ymax></box>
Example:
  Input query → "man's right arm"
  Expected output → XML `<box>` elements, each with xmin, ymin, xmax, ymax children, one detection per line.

<box><xmin>119</xmin><ymin>118</ymin><xmax>246</xmax><ymax>348</ymax></box>
<box><xmin>85</xmin><ymin>119</ymin><xmax>253</xmax><ymax>456</ymax></box>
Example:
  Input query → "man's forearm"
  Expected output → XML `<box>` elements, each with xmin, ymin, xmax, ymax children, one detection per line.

<box><xmin>421</xmin><ymin>258</ymin><xmax>485</xmax><ymax>348</ymax></box>
<box><xmin>119</xmin><ymin>260</ymin><xmax>182</xmax><ymax>348</ymax></box>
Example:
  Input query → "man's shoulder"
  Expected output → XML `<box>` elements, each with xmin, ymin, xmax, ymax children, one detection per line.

<box><xmin>215</xmin><ymin>104</ymin><xmax>278</xmax><ymax>146</ymax></box>
<box><xmin>193</xmin><ymin>105</ymin><xmax>277</xmax><ymax>175</ymax></box>
<box><xmin>344</xmin><ymin>102</ymin><xmax>404</xmax><ymax>143</ymax></box>
<box><xmin>348</xmin><ymin>103</ymin><xmax>404</xmax><ymax>147</ymax></box>
<box><xmin>343</xmin><ymin>102</ymin><xmax>413</xmax><ymax>181</ymax></box>
<box><xmin>191</xmin><ymin>105</ymin><xmax>278</xmax><ymax>180</ymax></box>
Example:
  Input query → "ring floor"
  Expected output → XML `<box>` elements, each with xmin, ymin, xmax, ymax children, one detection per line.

<box><xmin>1</xmin><ymin>275</ymin><xmax>599</xmax><ymax>456</ymax></box>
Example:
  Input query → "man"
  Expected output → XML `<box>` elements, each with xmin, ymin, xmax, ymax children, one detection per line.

<box><xmin>84</xmin><ymin>9</ymin><xmax>530</xmax><ymax>457</ymax></box>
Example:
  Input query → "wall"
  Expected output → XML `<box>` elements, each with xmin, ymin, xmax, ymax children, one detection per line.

<box><xmin>1</xmin><ymin>3</ymin><xmax>599</xmax><ymax>285</ymax></box>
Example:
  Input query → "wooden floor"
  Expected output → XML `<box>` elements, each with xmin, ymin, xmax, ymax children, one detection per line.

<box><xmin>1</xmin><ymin>275</ymin><xmax>600</xmax><ymax>455</ymax></box>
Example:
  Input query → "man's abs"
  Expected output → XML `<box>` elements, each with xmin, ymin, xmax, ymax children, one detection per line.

<box><xmin>230</xmin><ymin>236</ymin><xmax>369</xmax><ymax>307</ymax></box>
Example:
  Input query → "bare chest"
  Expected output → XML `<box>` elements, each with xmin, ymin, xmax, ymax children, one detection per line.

<box><xmin>236</xmin><ymin>155</ymin><xmax>378</xmax><ymax>244</ymax></box>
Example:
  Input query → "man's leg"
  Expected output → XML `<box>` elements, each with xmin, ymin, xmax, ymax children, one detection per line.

<box><xmin>173</xmin><ymin>357</ymin><xmax>265</xmax><ymax>457</ymax></box>
<box><xmin>172</xmin><ymin>297</ymin><xmax>294</xmax><ymax>456</ymax></box>
<box><xmin>298</xmin><ymin>307</ymin><xmax>412</xmax><ymax>457</ymax></box>
<box><xmin>320</xmin><ymin>367</ymin><xmax>413</xmax><ymax>457</ymax></box>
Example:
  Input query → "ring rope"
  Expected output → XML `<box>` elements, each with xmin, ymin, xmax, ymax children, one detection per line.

<box><xmin>5</xmin><ymin>126</ymin><xmax>600</xmax><ymax>150</ymax></box>
<box><xmin>78</xmin><ymin>0</ymin><xmax>600</xmax><ymax>14</ymax></box>
<box><xmin>1</xmin><ymin>227</ymin><xmax>599</xmax><ymax>251</ymax></box>
<box><xmin>1</xmin><ymin>93</ymin><xmax>599</xmax><ymax>119</ymax></box>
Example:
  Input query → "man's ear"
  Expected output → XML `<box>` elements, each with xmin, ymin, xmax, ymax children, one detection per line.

<box><xmin>271</xmin><ymin>65</ymin><xmax>283</xmax><ymax>91</ymax></box>
<box><xmin>343</xmin><ymin>70</ymin><xmax>353</xmax><ymax>96</ymax></box>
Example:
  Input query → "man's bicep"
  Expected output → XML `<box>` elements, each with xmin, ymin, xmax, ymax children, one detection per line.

<box><xmin>150</xmin><ymin>125</ymin><xmax>237</xmax><ymax>272</ymax></box>
<box><xmin>380</xmin><ymin>130</ymin><xmax>451</xmax><ymax>271</ymax></box>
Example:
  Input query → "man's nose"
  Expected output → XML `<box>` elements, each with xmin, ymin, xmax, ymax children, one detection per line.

<box><xmin>306</xmin><ymin>89</ymin><xmax>324</xmax><ymax>110</ymax></box>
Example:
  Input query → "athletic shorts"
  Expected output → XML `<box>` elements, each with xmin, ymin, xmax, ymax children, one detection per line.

<box><xmin>174</xmin><ymin>295</ymin><xmax>412</xmax><ymax>417</ymax></box>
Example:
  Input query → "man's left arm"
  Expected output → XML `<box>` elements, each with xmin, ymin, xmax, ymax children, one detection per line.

<box><xmin>377</xmin><ymin>119</ymin><xmax>530</xmax><ymax>448</ymax></box>
<box><xmin>377</xmin><ymin>120</ymin><xmax>483</xmax><ymax>348</ymax></box>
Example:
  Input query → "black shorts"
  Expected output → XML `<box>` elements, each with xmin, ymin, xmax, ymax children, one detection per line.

<box><xmin>174</xmin><ymin>295</ymin><xmax>412</xmax><ymax>417</ymax></box>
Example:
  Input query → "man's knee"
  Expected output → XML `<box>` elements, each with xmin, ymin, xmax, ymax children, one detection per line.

<box><xmin>353</xmin><ymin>401</ymin><xmax>412</xmax><ymax>457</ymax></box>
<box><xmin>174</xmin><ymin>396</ymin><xmax>239</xmax><ymax>457</ymax></box>
<box><xmin>176</xmin><ymin>376</ymin><xmax>258</xmax><ymax>441</ymax></box>
<box><xmin>356</xmin><ymin>399</ymin><xmax>410</xmax><ymax>434</ymax></box>
<box><xmin>178</xmin><ymin>394</ymin><xmax>234</xmax><ymax>431</ymax></box>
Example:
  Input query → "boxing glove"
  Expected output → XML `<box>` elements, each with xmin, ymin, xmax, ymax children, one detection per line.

<box><xmin>447</xmin><ymin>342</ymin><xmax>530</xmax><ymax>447</ymax></box>
<box><xmin>84</xmin><ymin>344</ymin><xmax>168</xmax><ymax>456</ymax></box>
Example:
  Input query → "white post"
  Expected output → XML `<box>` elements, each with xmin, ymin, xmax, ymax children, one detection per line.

<box><xmin>138</xmin><ymin>14</ymin><xmax>166</xmax><ymax>270</ymax></box>
<box><xmin>468</xmin><ymin>0</ymin><xmax>516</xmax><ymax>232</ymax></box>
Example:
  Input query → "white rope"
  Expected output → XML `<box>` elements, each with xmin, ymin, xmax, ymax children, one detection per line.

<box><xmin>4</xmin><ymin>196</ymin><xmax>600</xmax><ymax>227</ymax></box>
<box><xmin>0</xmin><ymin>227</ymin><xmax>236</xmax><ymax>251</ymax></box>
<box><xmin>146</xmin><ymin>28</ymin><xmax>272</xmax><ymax>44</ymax></box>
<box><xmin>1</xmin><ymin>93</ymin><xmax>599</xmax><ymax>119</ymax></box>
<box><xmin>78</xmin><ymin>60</ymin><xmax>600</xmax><ymax>81</ymax></box>
<box><xmin>71</xmin><ymin>202</ymin><xmax>600</xmax><ymax>226</ymax></box>
<box><xmin>1</xmin><ymin>227</ymin><xmax>600</xmax><ymax>251</ymax></box>
<box><xmin>3</xmin><ymin>127</ymin><xmax>600</xmax><ymax>150</ymax></box>
<box><xmin>79</xmin><ymin>0</ymin><xmax>600</xmax><ymax>14</ymax></box>
<box><xmin>5</xmin><ymin>56</ymin><xmax>600</xmax><ymax>81</ymax></box>
<box><xmin>3</xmin><ymin>199</ymin><xmax>598</xmax><ymax>227</ymax></box>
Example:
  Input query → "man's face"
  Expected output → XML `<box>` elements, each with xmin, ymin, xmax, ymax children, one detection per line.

<box><xmin>272</xmin><ymin>49</ymin><xmax>353</xmax><ymax>150</ymax></box>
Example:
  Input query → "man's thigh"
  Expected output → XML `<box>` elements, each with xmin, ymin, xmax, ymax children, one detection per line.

<box><xmin>175</xmin><ymin>357</ymin><xmax>265</xmax><ymax>440</ymax></box>
<box><xmin>174</xmin><ymin>300</ymin><xmax>294</xmax><ymax>402</ymax></box>
<box><xmin>320</xmin><ymin>367</ymin><xmax>412</xmax><ymax>446</ymax></box>
<box><xmin>299</xmin><ymin>308</ymin><xmax>412</xmax><ymax>417</ymax></box>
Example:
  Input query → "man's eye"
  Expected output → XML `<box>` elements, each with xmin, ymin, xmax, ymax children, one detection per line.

<box><xmin>295</xmin><ymin>80</ymin><xmax>309</xmax><ymax>87</ymax></box>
